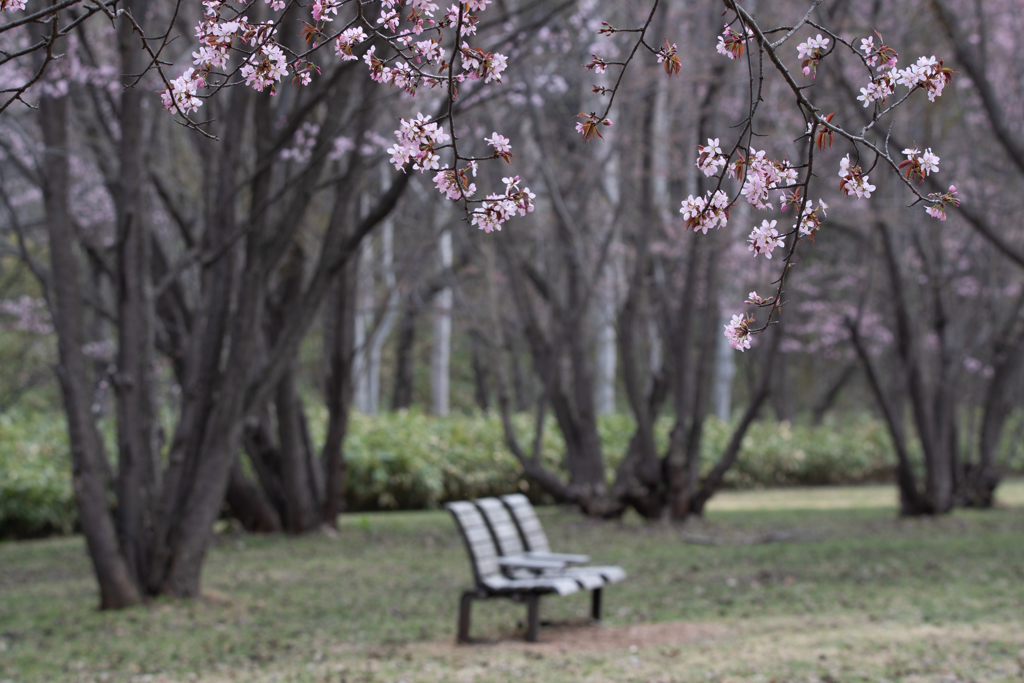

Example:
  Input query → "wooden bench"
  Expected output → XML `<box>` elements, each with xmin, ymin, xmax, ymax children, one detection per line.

<box><xmin>446</xmin><ymin>501</ymin><xmax>579</xmax><ymax>642</ymax></box>
<box><xmin>447</xmin><ymin>498</ymin><xmax>627</xmax><ymax>642</ymax></box>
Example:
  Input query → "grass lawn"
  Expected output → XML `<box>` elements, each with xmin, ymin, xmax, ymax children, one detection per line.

<box><xmin>1</xmin><ymin>481</ymin><xmax>1023</xmax><ymax>682</ymax></box>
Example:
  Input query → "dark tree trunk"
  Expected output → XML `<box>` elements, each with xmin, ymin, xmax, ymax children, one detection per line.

<box><xmin>390</xmin><ymin>297</ymin><xmax>417</xmax><ymax>410</ymax></box>
<box><xmin>322</xmin><ymin>244</ymin><xmax>357</xmax><ymax>525</ymax></box>
<box><xmin>470</xmin><ymin>330</ymin><xmax>490</xmax><ymax>412</ymax></box>
<box><xmin>225</xmin><ymin>458</ymin><xmax>283</xmax><ymax>532</ymax></box>
<box><xmin>275</xmin><ymin>368</ymin><xmax>321</xmax><ymax>533</ymax></box>
<box><xmin>113</xmin><ymin>0</ymin><xmax>158</xmax><ymax>593</ymax></box>
<box><xmin>40</xmin><ymin>79</ymin><xmax>141</xmax><ymax>610</ymax></box>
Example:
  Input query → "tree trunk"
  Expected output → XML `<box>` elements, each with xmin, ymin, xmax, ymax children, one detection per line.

<box><xmin>470</xmin><ymin>330</ymin><xmax>490</xmax><ymax>412</ymax></box>
<box><xmin>390</xmin><ymin>297</ymin><xmax>417</xmax><ymax>410</ymax></box>
<box><xmin>322</xmin><ymin>256</ymin><xmax>357</xmax><ymax>524</ymax></box>
<box><xmin>225</xmin><ymin>457</ymin><xmax>283</xmax><ymax>532</ymax></box>
<box><xmin>431</xmin><ymin>228</ymin><xmax>453</xmax><ymax>416</ymax></box>
<box><xmin>113</xmin><ymin>0</ymin><xmax>158</xmax><ymax>592</ymax></box>
<box><xmin>40</xmin><ymin>81</ymin><xmax>141</xmax><ymax>610</ymax></box>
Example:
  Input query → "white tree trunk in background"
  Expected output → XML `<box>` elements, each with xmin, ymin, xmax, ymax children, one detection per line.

<box><xmin>647</xmin><ymin>66</ymin><xmax>672</xmax><ymax>387</ymax></box>
<box><xmin>713</xmin><ymin>201</ymin><xmax>747</xmax><ymax>421</ymax></box>
<box><xmin>431</xmin><ymin>227</ymin><xmax>453</xmax><ymax>416</ymax></box>
<box><xmin>353</xmin><ymin>173</ymin><xmax>399</xmax><ymax>416</ymax></box>
<box><xmin>594</xmin><ymin>77</ymin><xmax>621</xmax><ymax>416</ymax></box>
<box><xmin>365</xmin><ymin>217</ymin><xmax>398</xmax><ymax>414</ymax></box>
<box><xmin>353</xmin><ymin>235</ymin><xmax>374</xmax><ymax>414</ymax></box>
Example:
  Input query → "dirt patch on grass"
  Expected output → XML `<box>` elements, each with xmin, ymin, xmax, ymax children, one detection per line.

<box><xmin>422</xmin><ymin>619</ymin><xmax>727</xmax><ymax>654</ymax></box>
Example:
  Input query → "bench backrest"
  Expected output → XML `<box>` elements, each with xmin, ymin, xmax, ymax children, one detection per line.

<box><xmin>475</xmin><ymin>498</ymin><xmax>527</xmax><ymax>556</ymax></box>
<box><xmin>445</xmin><ymin>501</ymin><xmax>501</xmax><ymax>585</ymax></box>
<box><xmin>500</xmin><ymin>494</ymin><xmax>551</xmax><ymax>553</ymax></box>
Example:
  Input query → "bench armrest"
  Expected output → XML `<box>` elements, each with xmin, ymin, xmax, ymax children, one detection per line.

<box><xmin>497</xmin><ymin>556</ymin><xmax>568</xmax><ymax>570</ymax></box>
<box><xmin>528</xmin><ymin>551</ymin><xmax>591</xmax><ymax>565</ymax></box>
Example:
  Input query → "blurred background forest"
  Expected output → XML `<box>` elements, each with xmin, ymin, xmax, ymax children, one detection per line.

<box><xmin>2</xmin><ymin>0</ymin><xmax>1024</xmax><ymax>546</ymax></box>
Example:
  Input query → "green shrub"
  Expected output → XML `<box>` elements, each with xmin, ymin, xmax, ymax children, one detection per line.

<box><xmin>3</xmin><ymin>406</ymin><xmax>1023</xmax><ymax>536</ymax></box>
<box><xmin>339</xmin><ymin>410</ymin><xmax>564</xmax><ymax>511</ymax></box>
<box><xmin>705</xmin><ymin>417</ymin><xmax>895</xmax><ymax>488</ymax></box>
<box><xmin>0</xmin><ymin>409</ymin><xmax>76</xmax><ymax>539</ymax></box>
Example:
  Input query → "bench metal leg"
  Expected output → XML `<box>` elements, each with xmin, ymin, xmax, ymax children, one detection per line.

<box><xmin>525</xmin><ymin>594</ymin><xmax>540</xmax><ymax>642</ymax></box>
<box><xmin>591</xmin><ymin>587</ymin><xmax>602</xmax><ymax>621</ymax></box>
<box><xmin>458</xmin><ymin>591</ymin><xmax>475</xmax><ymax>643</ymax></box>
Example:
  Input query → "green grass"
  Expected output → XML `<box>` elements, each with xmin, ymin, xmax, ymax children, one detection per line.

<box><xmin>2</xmin><ymin>481</ymin><xmax>1024</xmax><ymax>682</ymax></box>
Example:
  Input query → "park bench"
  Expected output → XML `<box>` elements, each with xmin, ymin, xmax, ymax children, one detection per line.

<box><xmin>446</xmin><ymin>497</ymin><xmax>626</xmax><ymax>642</ymax></box>
<box><xmin>446</xmin><ymin>500</ymin><xmax>579</xmax><ymax>642</ymax></box>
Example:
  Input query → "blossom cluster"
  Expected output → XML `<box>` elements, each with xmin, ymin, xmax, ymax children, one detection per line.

<box><xmin>729</xmin><ymin>149</ymin><xmax>798</xmax><ymax>210</ymax></box>
<box><xmin>470</xmin><ymin>175</ymin><xmax>536</xmax><ymax>233</ymax></box>
<box><xmin>716</xmin><ymin>24</ymin><xmax>753</xmax><ymax>60</ymax></box>
<box><xmin>161</xmin><ymin>68</ymin><xmax>204</xmax><ymax>114</ymax></box>
<box><xmin>434</xmin><ymin>165</ymin><xmax>477</xmax><ymax>200</ymax></box>
<box><xmin>485</xmin><ymin>132</ymin><xmax>513</xmax><ymax>162</ymax></box>
<box><xmin>387</xmin><ymin>112</ymin><xmax>450</xmax><ymax>172</ymax></box>
<box><xmin>796</xmin><ymin>34</ymin><xmax>829</xmax><ymax>78</ymax></box>
<box><xmin>334</xmin><ymin>27</ymin><xmax>368</xmax><ymax>61</ymax></box>
<box><xmin>460</xmin><ymin>43</ymin><xmax>508</xmax><ymax>83</ymax></box>
<box><xmin>160</xmin><ymin>1</ymin><xmax>295</xmax><ymax>111</ymax></box>
<box><xmin>747</xmin><ymin>219</ymin><xmax>784</xmax><ymax>259</ymax></box>
<box><xmin>859</xmin><ymin>35</ymin><xmax>898</xmax><ymax>70</ymax></box>
<box><xmin>586</xmin><ymin>56</ymin><xmax>608</xmax><ymax>74</ymax></box>
<box><xmin>837</xmin><ymin>155</ymin><xmax>876</xmax><ymax>199</ymax></box>
<box><xmin>163</xmin><ymin>0</ymin><xmax>507</xmax><ymax>118</ymax></box>
<box><xmin>724</xmin><ymin>313</ymin><xmax>753</xmax><ymax>351</ymax></box>
<box><xmin>856</xmin><ymin>47</ymin><xmax>954</xmax><ymax>107</ymax></box>
<box><xmin>1</xmin><ymin>0</ymin><xmax>26</xmax><ymax>11</ymax></box>
<box><xmin>702</xmin><ymin>27</ymin><xmax>956</xmax><ymax>353</ymax></box>
<box><xmin>899</xmin><ymin>146</ymin><xmax>940</xmax><ymax>183</ymax></box>
<box><xmin>925</xmin><ymin>185</ymin><xmax>960</xmax><ymax>221</ymax></box>
<box><xmin>795</xmin><ymin>199</ymin><xmax>828</xmax><ymax>237</ymax></box>
<box><xmin>696</xmin><ymin>138</ymin><xmax>727</xmax><ymax>177</ymax></box>
<box><xmin>745</xmin><ymin>291</ymin><xmax>774</xmax><ymax>306</ymax></box>
<box><xmin>679</xmin><ymin>190</ymin><xmax>730</xmax><ymax>234</ymax></box>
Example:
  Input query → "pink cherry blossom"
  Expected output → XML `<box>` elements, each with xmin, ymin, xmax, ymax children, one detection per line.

<box><xmin>160</xmin><ymin>68</ymin><xmax>204</xmax><ymax>114</ymax></box>
<box><xmin>334</xmin><ymin>27</ymin><xmax>367</xmax><ymax>61</ymax></box>
<box><xmin>797</xmin><ymin>34</ymin><xmax>829</xmax><ymax>78</ymax></box>
<box><xmin>696</xmin><ymin>138</ymin><xmax>727</xmax><ymax>177</ymax></box>
<box><xmin>679</xmin><ymin>190</ymin><xmax>730</xmax><ymax>234</ymax></box>
<box><xmin>434</xmin><ymin>168</ymin><xmax>476</xmax><ymax>200</ymax></box>
<box><xmin>724</xmin><ymin>314</ymin><xmax>753</xmax><ymax>351</ymax></box>
<box><xmin>747</xmin><ymin>219</ymin><xmax>784</xmax><ymax>259</ymax></box>
<box><xmin>925</xmin><ymin>185</ymin><xmax>960</xmax><ymax>221</ymax></box>
<box><xmin>838</xmin><ymin>155</ymin><xmax>875</xmax><ymax>199</ymax></box>
<box><xmin>716</xmin><ymin>24</ymin><xmax>752</xmax><ymax>60</ymax></box>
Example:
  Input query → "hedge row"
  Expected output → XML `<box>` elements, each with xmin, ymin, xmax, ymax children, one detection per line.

<box><xmin>3</xmin><ymin>408</ymin><xmax>1022</xmax><ymax>538</ymax></box>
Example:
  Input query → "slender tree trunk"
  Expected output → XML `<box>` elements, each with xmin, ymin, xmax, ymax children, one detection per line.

<box><xmin>113</xmin><ymin>0</ymin><xmax>158</xmax><ymax>592</ymax></box>
<box><xmin>390</xmin><ymin>298</ymin><xmax>417</xmax><ymax>410</ymax></box>
<box><xmin>431</xmin><ymin>228</ymin><xmax>453</xmax><ymax>416</ymax></box>
<box><xmin>470</xmin><ymin>330</ymin><xmax>490</xmax><ymax>412</ymax></box>
<box><xmin>322</xmin><ymin>255</ymin><xmax>357</xmax><ymax>524</ymax></box>
<box><xmin>275</xmin><ymin>367</ymin><xmax>320</xmax><ymax>533</ymax></box>
<box><xmin>367</xmin><ymin>215</ymin><xmax>398</xmax><ymax>411</ymax></box>
<box><xmin>353</xmin><ymin>236</ymin><xmax>374</xmax><ymax>413</ymax></box>
<box><xmin>41</xmin><ymin>82</ymin><xmax>141</xmax><ymax>609</ymax></box>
